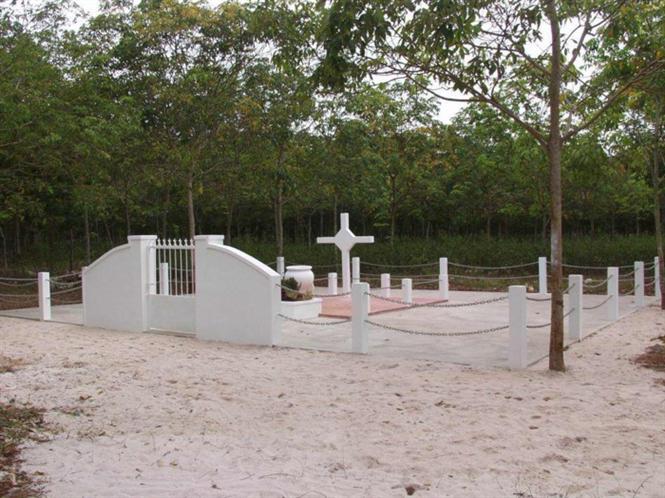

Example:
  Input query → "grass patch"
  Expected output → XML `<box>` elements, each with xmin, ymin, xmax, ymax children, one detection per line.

<box><xmin>635</xmin><ymin>336</ymin><xmax>665</xmax><ymax>373</ymax></box>
<box><xmin>0</xmin><ymin>356</ymin><xmax>25</xmax><ymax>374</ymax></box>
<box><xmin>0</xmin><ymin>402</ymin><xmax>46</xmax><ymax>497</ymax></box>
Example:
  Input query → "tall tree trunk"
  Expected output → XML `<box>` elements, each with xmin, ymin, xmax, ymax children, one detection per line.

<box><xmin>187</xmin><ymin>170</ymin><xmax>196</xmax><ymax>241</ymax></box>
<box><xmin>390</xmin><ymin>176</ymin><xmax>397</xmax><ymax>246</ymax></box>
<box><xmin>162</xmin><ymin>189</ymin><xmax>170</xmax><ymax>238</ymax></box>
<box><xmin>546</xmin><ymin>0</ymin><xmax>565</xmax><ymax>372</ymax></box>
<box><xmin>307</xmin><ymin>213</ymin><xmax>312</xmax><ymax>247</ymax></box>
<box><xmin>69</xmin><ymin>228</ymin><xmax>74</xmax><ymax>272</ymax></box>
<box><xmin>15</xmin><ymin>217</ymin><xmax>21</xmax><ymax>257</ymax></box>
<box><xmin>651</xmin><ymin>146</ymin><xmax>665</xmax><ymax>308</ymax></box>
<box><xmin>124</xmin><ymin>199</ymin><xmax>131</xmax><ymax>237</ymax></box>
<box><xmin>0</xmin><ymin>226</ymin><xmax>7</xmax><ymax>269</ymax></box>
<box><xmin>275</xmin><ymin>180</ymin><xmax>284</xmax><ymax>256</ymax></box>
<box><xmin>333</xmin><ymin>194</ymin><xmax>338</xmax><ymax>232</ymax></box>
<box><xmin>226</xmin><ymin>207</ymin><xmax>233</xmax><ymax>245</ymax></box>
<box><xmin>84</xmin><ymin>205</ymin><xmax>91</xmax><ymax>264</ymax></box>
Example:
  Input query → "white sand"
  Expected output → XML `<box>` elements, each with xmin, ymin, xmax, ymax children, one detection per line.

<box><xmin>1</xmin><ymin>310</ymin><xmax>664</xmax><ymax>497</ymax></box>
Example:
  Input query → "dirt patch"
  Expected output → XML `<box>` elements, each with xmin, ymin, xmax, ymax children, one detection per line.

<box><xmin>0</xmin><ymin>402</ymin><xmax>46</xmax><ymax>497</ymax></box>
<box><xmin>0</xmin><ymin>356</ymin><xmax>25</xmax><ymax>374</ymax></box>
<box><xmin>634</xmin><ymin>335</ymin><xmax>665</xmax><ymax>373</ymax></box>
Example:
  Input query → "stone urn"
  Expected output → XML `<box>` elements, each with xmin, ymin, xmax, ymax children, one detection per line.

<box><xmin>284</xmin><ymin>265</ymin><xmax>315</xmax><ymax>295</ymax></box>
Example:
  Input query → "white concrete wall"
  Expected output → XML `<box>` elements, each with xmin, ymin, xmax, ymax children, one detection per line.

<box><xmin>82</xmin><ymin>235</ymin><xmax>156</xmax><ymax>332</ymax></box>
<box><xmin>195</xmin><ymin>235</ymin><xmax>281</xmax><ymax>345</ymax></box>
<box><xmin>148</xmin><ymin>295</ymin><xmax>195</xmax><ymax>333</ymax></box>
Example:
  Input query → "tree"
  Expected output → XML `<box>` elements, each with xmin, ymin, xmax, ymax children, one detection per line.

<box><xmin>316</xmin><ymin>0</ymin><xmax>665</xmax><ymax>370</ymax></box>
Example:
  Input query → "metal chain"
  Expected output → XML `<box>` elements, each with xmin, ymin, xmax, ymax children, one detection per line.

<box><xmin>449</xmin><ymin>273</ymin><xmax>539</xmax><ymax>280</ymax></box>
<box><xmin>561</xmin><ymin>263</ymin><xmax>633</xmax><ymax>270</ymax></box>
<box><xmin>0</xmin><ymin>280</ymin><xmax>37</xmax><ymax>287</ymax></box>
<box><xmin>449</xmin><ymin>261</ymin><xmax>538</xmax><ymax>270</ymax></box>
<box><xmin>362</xmin><ymin>261</ymin><xmax>438</xmax><ymax>268</ymax></box>
<box><xmin>275</xmin><ymin>283</ymin><xmax>351</xmax><ymax>298</ymax></box>
<box><xmin>278</xmin><ymin>314</ymin><xmax>350</xmax><ymax>326</ymax></box>
<box><xmin>584</xmin><ymin>277</ymin><xmax>610</xmax><ymax>289</ymax></box>
<box><xmin>583</xmin><ymin>295</ymin><xmax>612</xmax><ymax>310</ymax></box>
<box><xmin>51</xmin><ymin>286</ymin><xmax>82</xmax><ymax>296</ymax></box>
<box><xmin>366</xmin><ymin>292</ymin><xmax>508</xmax><ymax>308</ymax></box>
<box><xmin>365</xmin><ymin>319</ymin><xmax>509</xmax><ymax>337</ymax></box>
<box><xmin>51</xmin><ymin>271</ymin><xmax>82</xmax><ymax>280</ymax></box>
<box><xmin>620</xmin><ymin>284</ymin><xmax>636</xmax><ymax>295</ymax></box>
<box><xmin>526</xmin><ymin>295</ymin><xmax>552</xmax><ymax>302</ymax></box>
<box><xmin>0</xmin><ymin>276</ymin><xmax>37</xmax><ymax>282</ymax></box>
<box><xmin>526</xmin><ymin>308</ymin><xmax>574</xmax><ymax>329</ymax></box>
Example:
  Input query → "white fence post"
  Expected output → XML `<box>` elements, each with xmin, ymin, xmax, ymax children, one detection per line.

<box><xmin>635</xmin><ymin>261</ymin><xmax>645</xmax><ymax>308</ymax></box>
<box><xmin>439</xmin><ymin>257</ymin><xmax>449</xmax><ymax>300</ymax></box>
<box><xmin>352</xmin><ymin>282</ymin><xmax>369</xmax><ymax>354</ymax></box>
<box><xmin>276</xmin><ymin>257</ymin><xmax>285</xmax><ymax>276</ymax></box>
<box><xmin>608</xmin><ymin>267</ymin><xmax>619</xmax><ymax>321</ymax></box>
<box><xmin>381</xmin><ymin>273</ymin><xmax>391</xmax><ymax>298</ymax></box>
<box><xmin>159</xmin><ymin>262</ymin><xmax>170</xmax><ymax>295</ymax></box>
<box><xmin>538</xmin><ymin>257</ymin><xmax>548</xmax><ymax>294</ymax></box>
<box><xmin>38</xmin><ymin>272</ymin><xmax>51</xmax><ymax>321</ymax></box>
<box><xmin>402</xmin><ymin>278</ymin><xmax>412</xmax><ymax>304</ymax></box>
<box><xmin>568</xmin><ymin>274</ymin><xmax>583</xmax><ymax>341</ymax></box>
<box><xmin>352</xmin><ymin>257</ymin><xmax>360</xmax><ymax>284</ymax></box>
<box><xmin>655</xmin><ymin>256</ymin><xmax>661</xmax><ymax>300</ymax></box>
<box><xmin>508</xmin><ymin>285</ymin><xmax>527</xmax><ymax>369</ymax></box>
<box><xmin>328</xmin><ymin>272</ymin><xmax>338</xmax><ymax>295</ymax></box>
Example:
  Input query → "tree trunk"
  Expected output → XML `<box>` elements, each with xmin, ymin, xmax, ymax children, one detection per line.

<box><xmin>15</xmin><ymin>217</ymin><xmax>21</xmax><ymax>257</ymax></box>
<box><xmin>333</xmin><ymin>195</ymin><xmax>338</xmax><ymax>232</ymax></box>
<box><xmin>307</xmin><ymin>213</ymin><xmax>312</xmax><ymax>247</ymax></box>
<box><xmin>390</xmin><ymin>176</ymin><xmax>397</xmax><ymax>246</ymax></box>
<box><xmin>225</xmin><ymin>208</ymin><xmax>233</xmax><ymax>245</ymax></box>
<box><xmin>84</xmin><ymin>205</ymin><xmax>91</xmax><ymax>264</ymax></box>
<box><xmin>546</xmin><ymin>0</ymin><xmax>565</xmax><ymax>372</ymax></box>
<box><xmin>651</xmin><ymin>146</ymin><xmax>665</xmax><ymax>308</ymax></box>
<box><xmin>0</xmin><ymin>226</ymin><xmax>7</xmax><ymax>269</ymax></box>
<box><xmin>187</xmin><ymin>171</ymin><xmax>196</xmax><ymax>241</ymax></box>
<box><xmin>125</xmin><ymin>199</ymin><xmax>131</xmax><ymax>237</ymax></box>
<box><xmin>275</xmin><ymin>180</ymin><xmax>284</xmax><ymax>256</ymax></box>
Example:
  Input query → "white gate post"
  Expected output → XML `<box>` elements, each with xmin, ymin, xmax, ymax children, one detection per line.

<box><xmin>38</xmin><ymin>272</ymin><xmax>51</xmax><ymax>321</ymax></box>
<box><xmin>159</xmin><ymin>262</ymin><xmax>170</xmax><ymax>295</ymax></box>
<box><xmin>148</xmin><ymin>244</ymin><xmax>157</xmax><ymax>295</ymax></box>
<box><xmin>655</xmin><ymin>257</ymin><xmax>661</xmax><ymax>300</ymax></box>
<box><xmin>352</xmin><ymin>257</ymin><xmax>360</xmax><ymax>284</ymax></box>
<box><xmin>635</xmin><ymin>261</ymin><xmax>645</xmax><ymax>308</ymax></box>
<box><xmin>381</xmin><ymin>273</ymin><xmax>391</xmax><ymax>298</ymax></box>
<box><xmin>276</xmin><ymin>257</ymin><xmax>285</xmax><ymax>276</ymax></box>
<box><xmin>328</xmin><ymin>272</ymin><xmax>338</xmax><ymax>295</ymax></box>
<box><xmin>352</xmin><ymin>282</ymin><xmax>369</xmax><ymax>353</ymax></box>
<box><xmin>608</xmin><ymin>267</ymin><xmax>619</xmax><ymax>321</ymax></box>
<box><xmin>439</xmin><ymin>257</ymin><xmax>449</xmax><ymax>300</ymax></box>
<box><xmin>538</xmin><ymin>257</ymin><xmax>548</xmax><ymax>294</ymax></box>
<box><xmin>402</xmin><ymin>278</ymin><xmax>413</xmax><ymax>304</ymax></box>
<box><xmin>568</xmin><ymin>274</ymin><xmax>583</xmax><ymax>341</ymax></box>
<box><xmin>508</xmin><ymin>285</ymin><xmax>527</xmax><ymax>369</ymax></box>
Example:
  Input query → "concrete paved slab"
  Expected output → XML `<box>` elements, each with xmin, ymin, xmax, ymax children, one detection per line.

<box><xmin>279</xmin><ymin>288</ymin><xmax>654</xmax><ymax>368</ymax></box>
<box><xmin>0</xmin><ymin>289</ymin><xmax>654</xmax><ymax>368</ymax></box>
<box><xmin>0</xmin><ymin>304</ymin><xmax>83</xmax><ymax>325</ymax></box>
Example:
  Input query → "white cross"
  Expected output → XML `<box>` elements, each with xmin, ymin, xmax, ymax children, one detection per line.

<box><xmin>317</xmin><ymin>213</ymin><xmax>374</xmax><ymax>293</ymax></box>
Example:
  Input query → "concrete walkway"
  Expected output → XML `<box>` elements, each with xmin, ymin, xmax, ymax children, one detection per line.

<box><xmin>0</xmin><ymin>289</ymin><xmax>653</xmax><ymax>368</ymax></box>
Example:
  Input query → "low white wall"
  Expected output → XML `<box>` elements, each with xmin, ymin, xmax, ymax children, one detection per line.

<box><xmin>148</xmin><ymin>295</ymin><xmax>195</xmax><ymax>334</ymax></box>
<box><xmin>83</xmin><ymin>236</ymin><xmax>156</xmax><ymax>332</ymax></box>
<box><xmin>195</xmin><ymin>235</ymin><xmax>281</xmax><ymax>345</ymax></box>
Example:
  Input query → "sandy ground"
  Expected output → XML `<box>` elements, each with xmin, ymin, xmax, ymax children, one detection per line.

<box><xmin>1</xmin><ymin>308</ymin><xmax>664</xmax><ymax>497</ymax></box>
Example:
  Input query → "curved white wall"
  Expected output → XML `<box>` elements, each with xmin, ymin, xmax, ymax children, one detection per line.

<box><xmin>194</xmin><ymin>236</ymin><xmax>281</xmax><ymax>345</ymax></box>
<box><xmin>83</xmin><ymin>236</ymin><xmax>156</xmax><ymax>332</ymax></box>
